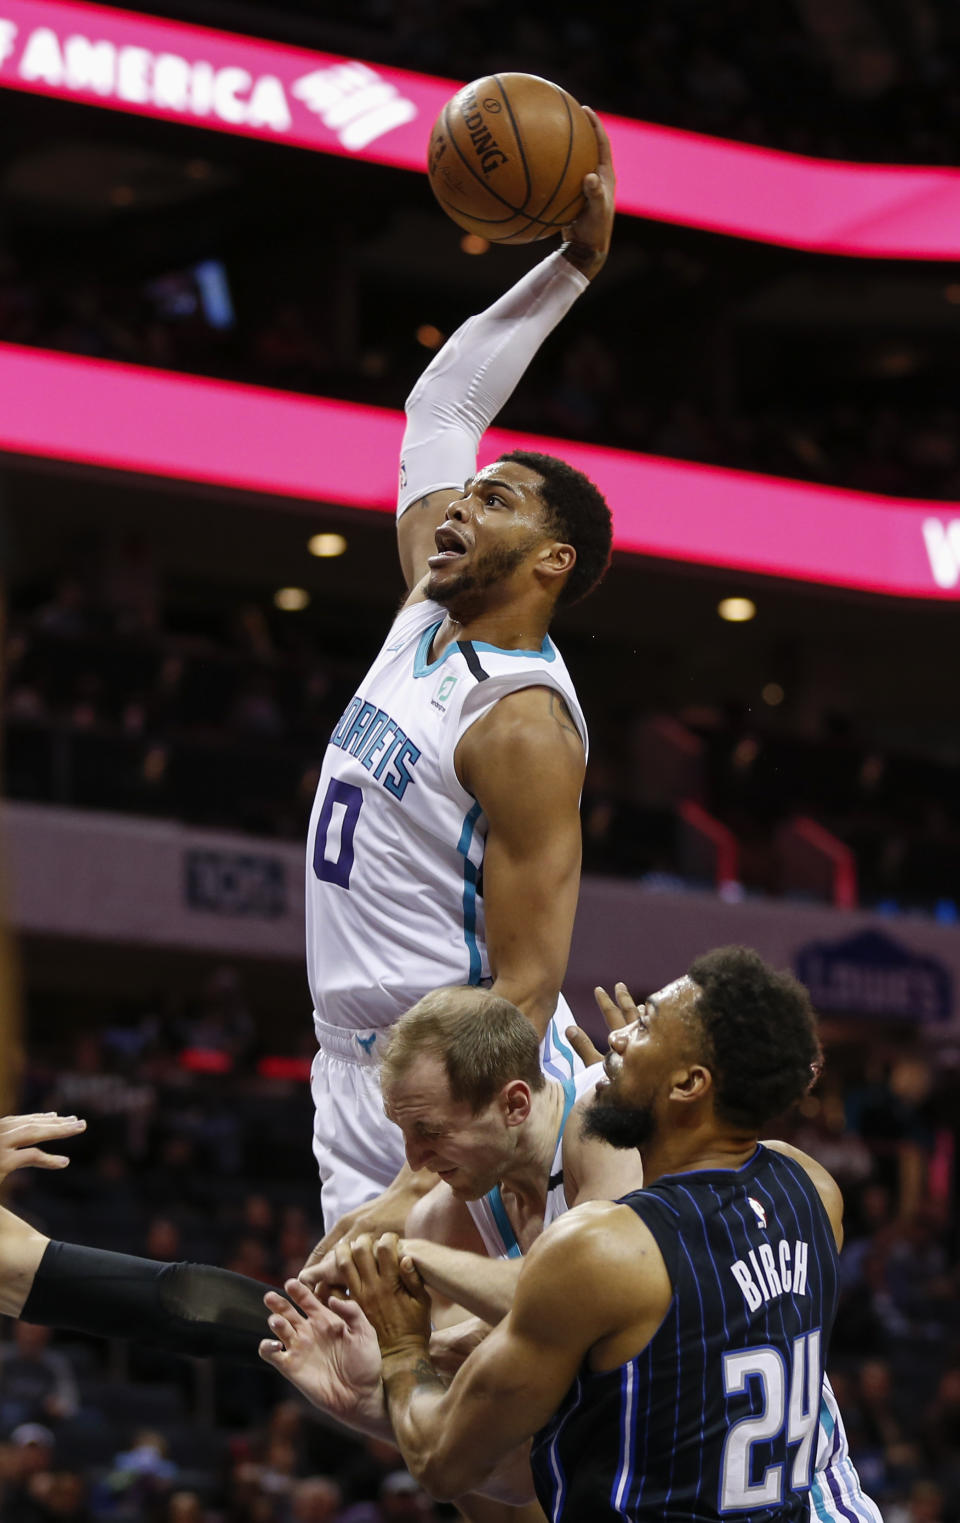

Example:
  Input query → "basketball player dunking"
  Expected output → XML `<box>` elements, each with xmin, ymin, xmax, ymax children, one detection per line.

<box><xmin>306</xmin><ymin>109</ymin><xmax>616</xmax><ymax>1250</ymax></box>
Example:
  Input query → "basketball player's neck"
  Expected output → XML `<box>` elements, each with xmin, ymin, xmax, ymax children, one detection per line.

<box><xmin>499</xmin><ymin>1078</ymin><xmax>567</xmax><ymax>1205</ymax></box>
<box><xmin>640</xmin><ymin>1127</ymin><xmax>760</xmax><ymax>1187</ymax></box>
<box><xmin>431</xmin><ymin>591</ymin><xmax>552</xmax><ymax>663</ymax></box>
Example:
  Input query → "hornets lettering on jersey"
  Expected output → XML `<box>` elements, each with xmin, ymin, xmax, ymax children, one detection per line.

<box><xmin>306</xmin><ymin>599</ymin><xmax>588</xmax><ymax>1221</ymax></box>
<box><xmin>328</xmin><ymin>694</ymin><xmax>422</xmax><ymax>801</ymax></box>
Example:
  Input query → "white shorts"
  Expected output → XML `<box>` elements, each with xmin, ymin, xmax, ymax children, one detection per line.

<box><xmin>311</xmin><ymin>998</ymin><xmax>583</xmax><ymax>1231</ymax></box>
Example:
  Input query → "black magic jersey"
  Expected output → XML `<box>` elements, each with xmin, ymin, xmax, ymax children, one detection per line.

<box><xmin>531</xmin><ymin>1146</ymin><xmax>842</xmax><ymax>1522</ymax></box>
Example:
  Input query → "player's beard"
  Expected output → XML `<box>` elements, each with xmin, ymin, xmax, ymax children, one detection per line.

<box><xmin>427</xmin><ymin>536</ymin><xmax>538</xmax><ymax>608</ymax></box>
<box><xmin>581</xmin><ymin>1092</ymin><xmax>657</xmax><ymax>1153</ymax></box>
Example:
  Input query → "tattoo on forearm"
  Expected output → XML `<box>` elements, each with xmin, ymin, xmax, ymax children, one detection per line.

<box><xmin>383</xmin><ymin>1355</ymin><xmax>451</xmax><ymax>1430</ymax></box>
<box><xmin>549</xmin><ymin>692</ymin><xmax>580</xmax><ymax>741</ymax></box>
<box><xmin>412</xmin><ymin>1357</ymin><xmax>451</xmax><ymax>1393</ymax></box>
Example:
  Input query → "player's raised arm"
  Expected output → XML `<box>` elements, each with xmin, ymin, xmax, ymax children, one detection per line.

<box><xmin>396</xmin><ymin>109</ymin><xmax>614</xmax><ymax>594</ymax></box>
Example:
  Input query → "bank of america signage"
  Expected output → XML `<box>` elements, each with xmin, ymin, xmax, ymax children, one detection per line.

<box><xmin>923</xmin><ymin>519</ymin><xmax>960</xmax><ymax>590</ymax></box>
<box><xmin>0</xmin><ymin>2</ymin><xmax>424</xmax><ymax>155</ymax></box>
<box><xmin>5</xmin><ymin>0</ymin><xmax>960</xmax><ymax>257</ymax></box>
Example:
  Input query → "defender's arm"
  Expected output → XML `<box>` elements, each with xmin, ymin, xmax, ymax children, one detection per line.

<box><xmin>354</xmin><ymin>1203</ymin><xmax>666</xmax><ymax>1501</ymax></box>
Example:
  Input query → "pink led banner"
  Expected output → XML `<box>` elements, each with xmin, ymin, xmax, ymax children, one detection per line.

<box><xmin>2</xmin><ymin>342</ymin><xmax>958</xmax><ymax>599</ymax></box>
<box><xmin>1</xmin><ymin>1</ymin><xmax>960</xmax><ymax>258</ymax></box>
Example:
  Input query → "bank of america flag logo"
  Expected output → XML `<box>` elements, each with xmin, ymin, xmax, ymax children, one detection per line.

<box><xmin>292</xmin><ymin>63</ymin><xmax>417</xmax><ymax>151</ymax></box>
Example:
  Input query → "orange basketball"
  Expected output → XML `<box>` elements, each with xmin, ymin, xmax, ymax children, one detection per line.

<box><xmin>427</xmin><ymin>73</ymin><xmax>597</xmax><ymax>245</ymax></box>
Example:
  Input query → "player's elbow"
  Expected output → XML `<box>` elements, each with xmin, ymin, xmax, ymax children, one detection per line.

<box><xmin>412</xmin><ymin>1437</ymin><xmax>484</xmax><ymax>1503</ymax></box>
<box><xmin>415</xmin><ymin>1448</ymin><xmax>462</xmax><ymax>1503</ymax></box>
<box><xmin>492</xmin><ymin>976</ymin><xmax>561</xmax><ymax>1039</ymax></box>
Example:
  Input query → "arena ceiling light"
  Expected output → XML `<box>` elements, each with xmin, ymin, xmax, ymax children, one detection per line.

<box><xmin>717</xmin><ymin>598</ymin><xmax>756</xmax><ymax>623</ymax></box>
<box><xmin>3</xmin><ymin>0</ymin><xmax>960</xmax><ymax>259</ymax></box>
<box><xmin>307</xmin><ymin>532</ymin><xmax>347</xmax><ymax>558</ymax></box>
<box><xmin>274</xmin><ymin>586</ymin><xmax>310</xmax><ymax>611</ymax></box>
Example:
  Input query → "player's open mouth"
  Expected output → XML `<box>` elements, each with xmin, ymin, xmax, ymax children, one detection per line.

<box><xmin>428</xmin><ymin>526</ymin><xmax>469</xmax><ymax>567</ymax></box>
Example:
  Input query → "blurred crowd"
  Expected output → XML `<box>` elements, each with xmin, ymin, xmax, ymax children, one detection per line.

<box><xmin>0</xmin><ymin>968</ymin><xmax>958</xmax><ymax>1518</ymax></box>
<box><xmin>4</xmin><ymin>244</ymin><xmax>960</xmax><ymax>504</ymax></box>
<box><xmin>583</xmin><ymin>707</ymin><xmax>960</xmax><ymax>915</ymax></box>
<box><xmin>3</xmin><ymin>551</ymin><xmax>959</xmax><ymax>917</ymax></box>
<box><xmin>1</xmin><ymin>969</ymin><xmax>458</xmax><ymax>1521</ymax></box>
<box><xmin>274</xmin><ymin>0</ymin><xmax>960</xmax><ymax>165</ymax></box>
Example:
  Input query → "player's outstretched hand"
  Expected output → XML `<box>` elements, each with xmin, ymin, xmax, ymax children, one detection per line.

<box><xmin>0</xmin><ymin>1113</ymin><xmax>87</xmax><ymax>1182</ymax></box>
<box><xmin>565</xmin><ymin>981</ymin><xmax>640</xmax><ymax>1066</ymax></box>
<box><xmin>341</xmin><ymin>1233</ymin><xmax>432</xmax><ymax>1358</ymax></box>
<box><xmin>561</xmin><ymin>106</ymin><xmax>616</xmax><ymax>281</ymax></box>
<box><xmin>594</xmin><ymin>981</ymin><xmax>641</xmax><ymax>1031</ymax></box>
<box><xmin>260</xmin><ymin>1277</ymin><xmax>385</xmax><ymax>1426</ymax></box>
<box><xmin>301</xmin><ymin>1166</ymin><xmax>435</xmax><ymax>1271</ymax></box>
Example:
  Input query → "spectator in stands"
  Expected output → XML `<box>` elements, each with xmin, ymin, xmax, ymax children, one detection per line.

<box><xmin>181</xmin><ymin>966</ymin><xmax>256</xmax><ymax>1070</ymax></box>
<box><xmin>921</xmin><ymin>1364</ymin><xmax>960</xmax><ymax>1494</ymax></box>
<box><xmin>25</xmin><ymin>1469</ymin><xmax>93</xmax><ymax>1522</ymax></box>
<box><xmin>164</xmin><ymin>1493</ymin><xmax>209</xmax><ymax>1523</ymax></box>
<box><xmin>339</xmin><ymin>1469</ymin><xmax>436</xmax><ymax>1522</ymax></box>
<box><xmin>886</xmin><ymin>1479</ymin><xmax>950</xmax><ymax>1523</ymax></box>
<box><xmin>856</xmin><ymin>1358</ymin><xmax>921</xmax><ymax>1499</ymax></box>
<box><xmin>289</xmin><ymin>1476</ymin><xmax>343</xmax><ymax>1523</ymax></box>
<box><xmin>1</xmin><ymin>1424</ymin><xmax>56</xmax><ymax>1523</ymax></box>
<box><xmin>226</xmin><ymin>1238</ymin><xmax>271</xmax><ymax>1283</ymax></box>
<box><xmin>0</xmin><ymin>1326</ymin><xmax>78</xmax><ymax>1431</ymax></box>
<box><xmin>101</xmin><ymin>1429</ymin><xmax>179</xmax><ymax>1520</ymax></box>
<box><xmin>229</xmin><ymin>676</ymin><xmax>286</xmax><ymax>739</ymax></box>
<box><xmin>33</xmin><ymin>581</ymin><xmax>91</xmax><ymax>641</ymax></box>
<box><xmin>253</xmin><ymin>301</ymin><xmax>331</xmax><ymax>389</ymax></box>
<box><xmin>882</xmin><ymin>1206</ymin><xmax>957</xmax><ymax>1343</ymax></box>
<box><xmin>99</xmin><ymin>533</ymin><xmax>161</xmax><ymax>636</ymax></box>
<box><xmin>142</xmin><ymin>1217</ymin><xmax>182</xmax><ymax>1263</ymax></box>
<box><xmin>277</xmin><ymin>1207</ymin><xmax>312</xmax><ymax>1283</ymax></box>
<box><xmin>846</xmin><ymin>1057</ymin><xmax>937</xmax><ymax>1214</ymax></box>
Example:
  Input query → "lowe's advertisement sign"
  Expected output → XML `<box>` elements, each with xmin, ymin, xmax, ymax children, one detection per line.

<box><xmin>795</xmin><ymin>929</ymin><xmax>953</xmax><ymax>1023</ymax></box>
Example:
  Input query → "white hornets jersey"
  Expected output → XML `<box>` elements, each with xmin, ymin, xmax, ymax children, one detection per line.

<box><xmin>305</xmin><ymin>598</ymin><xmax>587</xmax><ymax>1036</ymax></box>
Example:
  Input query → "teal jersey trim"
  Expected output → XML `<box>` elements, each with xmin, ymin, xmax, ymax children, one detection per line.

<box><xmin>457</xmin><ymin>802</ymin><xmax>484</xmax><ymax>985</ymax></box>
<box><xmin>549</xmin><ymin>1020</ymin><xmax>577</xmax><ymax>1080</ymax></box>
<box><xmin>557</xmin><ymin>1074</ymin><xmax>577</xmax><ymax>1135</ymax></box>
<box><xmin>413</xmin><ymin>622</ymin><xmax>445</xmax><ymax>677</ymax></box>
<box><xmin>413</xmin><ymin>621</ymin><xmax>557</xmax><ymax>678</ymax></box>
<box><xmin>488</xmin><ymin>1189</ymin><xmax>523</xmax><ymax>1259</ymax></box>
<box><xmin>472</xmin><ymin>635</ymin><xmax>556</xmax><ymax>663</ymax></box>
<box><xmin>485</xmin><ymin>1074</ymin><xmax>577</xmax><ymax>1260</ymax></box>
